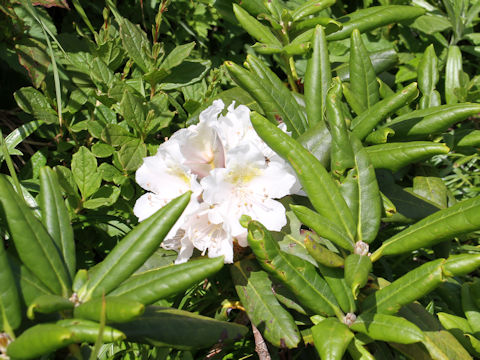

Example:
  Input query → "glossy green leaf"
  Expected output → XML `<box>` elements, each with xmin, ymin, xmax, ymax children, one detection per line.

<box><xmin>56</xmin><ymin>318</ymin><xmax>125</xmax><ymax>343</ymax></box>
<box><xmin>443</xmin><ymin>254</ymin><xmax>480</xmax><ymax>277</ymax></box>
<box><xmin>351</xmin><ymin>82</ymin><xmax>418</xmax><ymax>140</ymax></box>
<box><xmin>365</xmin><ymin>142</ymin><xmax>449</xmax><ymax>172</ymax></box>
<box><xmin>364</xmin><ymin>127</ymin><xmax>395</xmax><ymax>144</ymax></box>
<box><xmin>312</xmin><ymin>318</ymin><xmax>354</xmax><ymax>360</ymax></box>
<box><xmin>110</xmin><ymin>257</ymin><xmax>224</xmax><ymax>304</ymax></box>
<box><xmin>294</xmin><ymin>17</ymin><xmax>342</xmax><ymax>34</ymax></box>
<box><xmin>251</xmin><ymin>42</ymin><xmax>283</xmax><ymax>54</ymax></box>
<box><xmin>117</xmin><ymin>138</ymin><xmax>147</xmax><ymax>172</ymax></box>
<box><xmin>0</xmin><ymin>120</ymin><xmax>43</xmax><ymax>163</ymax></box>
<box><xmin>0</xmin><ymin>237</ymin><xmax>21</xmax><ymax>332</ymax></box>
<box><xmin>327</xmin><ymin>77</ymin><xmax>354</xmax><ymax>177</ymax></box>
<box><xmin>14</xmin><ymin>87</ymin><xmax>57</xmax><ymax>124</ymax></box>
<box><xmin>225</xmin><ymin>59</ymin><xmax>307</xmax><ymax>137</ymax></box>
<box><xmin>119</xmin><ymin>89</ymin><xmax>146</xmax><ymax>135</ymax></box>
<box><xmin>349</xmin><ymin>29</ymin><xmax>379</xmax><ymax>111</ymax></box>
<box><xmin>101</xmin><ymin>124</ymin><xmax>135</xmax><ymax>147</ymax></box>
<box><xmin>79</xmin><ymin>191</ymin><xmax>191</xmax><ymax>300</ymax></box>
<box><xmin>362</xmin><ymin>259</ymin><xmax>444</xmax><ymax>315</ymax></box>
<box><xmin>317</xmin><ymin>264</ymin><xmax>356</xmax><ymax>314</ymax></box>
<box><xmin>39</xmin><ymin>167</ymin><xmax>75</xmax><ymax>279</ymax></box>
<box><xmin>304</xmin><ymin>232</ymin><xmax>345</xmax><ymax>268</ymax></box>
<box><xmin>345</xmin><ymin>254</ymin><xmax>372</xmax><ymax>298</ymax></box>
<box><xmin>462</xmin><ymin>283</ymin><xmax>480</xmax><ymax>334</ymax></box>
<box><xmin>304</xmin><ymin>25</ymin><xmax>331</xmax><ymax>128</ymax></box>
<box><xmin>7</xmin><ymin>324</ymin><xmax>74</xmax><ymax>360</ymax></box>
<box><xmin>327</xmin><ymin>5</ymin><xmax>426</xmax><ymax>41</ymax></box>
<box><xmin>282</xmin><ymin>30</ymin><xmax>312</xmax><ymax>56</ymax></box>
<box><xmin>351</xmin><ymin>313</ymin><xmax>424</xmax><ymax>344</ymax></box>
<box><xmin>453</xmin><ymin>129</ymin><xmax>480</xmax><ymax>148</ymax></box>
<box><xmin>231</xmin><ymin>259</ymin><xmax>300</xmax><ymax>348</ymax></box>
<box><xmin>347</xmin><ymin>336</ymin><xmax>375</xmax><ymax>360</ymax></box>
<box><xmin>412</xmin><ymin>176</ymin><xmax>447</xmax><ymax>209</ymax></box>
<box><xmin>372</xmin><ymin>196</ymin><xmax>480</xmax><ymax>259</ymax></box>
<box><xmin>251</xmin><ymin>112</ymin><xmax>356</xmax><ymax>239</ymax></box>
<box><xmin>74</xmin><ymin>296</ymin><xmax>145</xmax><ymax>323</ymax></box>
<box><xmin>247</xmin><ymin>221</ymin><xmax>341</xmax><ymax>317</ymax></box>
<box><xmin>437</xmin><ymin>312</ymin><xmax>480</xmax><ymax>357</ymax></box>
<box><xmin>71</xmin><ymin>146</ymin><xmax>102</xmax><ymax>200</ymax></box>
<box><xmin>292</xmin><ymin>205</ymin><xmax>354</xmax><ymax>251</ymax></box>
<box><xmin>0</xmin><ymin>175</ymin><xmax>71</xmax><ymax>296</ymax></box>
<box><xmin>233</xmin><ymin>4</ymin><xmax>281</xmax><ymax>46</ymax></box>
<box><xmin>418</xmin><ymin>44</ymin><xmax>441</xmax><ymax>109</ymax></box>
<box><xmin>291</xmin><ymin>0</ymin><xmax>335</xmax><ymax>21</ymax></box>
<box><xmin>158</xmin><ymin>59</ymin><xmax>211</xmax><ymax>90</ymax></box>
<box><xmin>118</xmin><ymin>17</ymin><xmax>152</xmax><ymax>73</ymax></box>
<box><xmin>297</xmin><ymin>120</ymin><xmax>332</xmax><ymax>167</ymax></box>
<box><xmin>386</xmin><ymin>103</ymin><xmax>480</xmax><ymax>140</ymax></box>
<box><xmin>445</xmin><ymin>45</ymin><xmax>463</xmax><ymax>104</ymax></box>
<box><xmin>245</xmin><ymin>55</ymin><xmax>308</xmax><ymax>135</ymax></box>
<box><xmin>116</xmin><ymin>306</ymin><xmax>248</xmax><ymax>349</ymax></box>
<box><xmin>27</xmin><ymin>294</ymin><xmax>74</xmax><ymax>319</ymax></box>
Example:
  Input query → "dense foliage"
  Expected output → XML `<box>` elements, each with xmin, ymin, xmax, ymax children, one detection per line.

<box><xmin>0</xmin><ymin>0</ymin><xmax>480</xmax><ymax>359</ymax></box>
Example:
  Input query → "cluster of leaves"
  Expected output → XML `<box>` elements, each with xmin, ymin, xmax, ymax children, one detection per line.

<box><xmin>0</xmin><ymin>0</ymin><xmax>480</xmax><ymax>359</ymax></box>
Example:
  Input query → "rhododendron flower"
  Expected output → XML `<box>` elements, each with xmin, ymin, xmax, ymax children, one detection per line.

<box><xmin>133</xmin><ymin>99</ymin><xmax>300</xmax><ymax>263</ymax></box>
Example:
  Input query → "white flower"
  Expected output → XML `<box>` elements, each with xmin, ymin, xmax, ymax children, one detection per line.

<box><xmin>134</xmin><ymin>100</ymin><xmax>301</xmax><ymax>264</ymax></box>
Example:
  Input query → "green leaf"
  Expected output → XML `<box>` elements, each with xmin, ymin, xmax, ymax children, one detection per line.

<box><xmin>304</xmin><ymin>25</ymin><xmax>331</xmax><ymax>128</ymax></box>
<box><xmin>71</xmin><ymin>146</ymin><xmax>102</xmax><ymax>200</ymax></box>
<box><xmin>462</xmin><ymin>283</ymin><xmax>480</xmax><ymax>334</ymax></box>
<box><xmin>120</xmin><ymin>89</ymin><xmax>146</xmax><ymax>135</ymax></box>
<box><xmin>90</xmin><ymin>57</ymin><xmax>115</xmax><ymax>90</ymax></box>
<box><xmin>304</xmin><ymin>232</ymin><xmax>345</xmax><ymax>268</ymax></box>
<box><xmin>412</xmin><ymin>176</ymin><xmax>448</xmax><ymax>209</ymax></box>
<box><xmin>118</xmin><ymin>138</ymin><xmax>147</xmax><ymax>172</ymax></box>
<box><xmin>410</xmin><ymin>14</ymin><xmax>452</xmax><ymax>35</ymax></box>
<box><xmin>230</xmin><ymin>259</ymin><xmax>300</xmax><ymax>348</ymax></box>
<box><xmin>7</xmin><ymin>324</ymin><xmax>74</xmax><ymax>360</ymax></box>
<box><xmin>0</xmin><ymin>238</ymin><xmax>21</xmax><ymax>332</ymax></box>
<box><xmin>15</xmin><ymin>37</ymin><xmax>50</xmax><ymax>88</ymax></box>
<box><xmin>118</xmin><ymin>18</ymin><xmax>152</xmax><ymax>73</ymax></box>
<box><xmin>225</xmin><ymin>58</ymin><xmax>307</xmax><ymax>137</ymax></box>
<box><xmin>115</xmin><ymin>306</ymin><xmax>248</xmax><ymax>350</ymax></box>
<box><xmin>0</xmin><ymin>120</ymin><xmax>44</xmax><ymax>163</ymax></box>
<box><xmin>74</xmin><ymin>296</ymin><xmax>145</xmax><ymax>323</ymax></box>
<box><xmin>437</xmin><ymin>312</ymin><xmax>480</xmax><ymax>358</ymax></box>
<box><xmin>317</xmin><ymin>264</ymin><xmax>356</xmax><ymax>314</ymax></box>
<box><xmin>160</xmin><ymin>42</ymin><xmax>195</xmax><ymax>71</ymax></box>
<box><xmin>344</xmin><ymin>254</ymin><xmax>372</xmax><ymax>298</ymax></box>
<box><xmin>39</xmin><ymin>167</ymin><xmax>75</xmax><ymax>279</ymax></box>
<box><xmin>351</xmin><ymin>313</ymin><xmax>424</xmax><ymax>344</ymax></box>
<box><xmin>158</xmin><ymin>60</ymin><xmax>211</xmax><ymax>90</ymax></box>
<box><xmin>233</xmin><ymin>4</ymin><xmax>281</xmax><ymax>46</ymax></box>
<box><xmin>101</xmin><ymin>124</ymin><xmax>135</xmax><ymax>147</ymax></box>
<box><xmin>372</xmin><ymin>196</ymin><xmax>480</xmax><ymax>259</ymax></box>
<box><xmin>445</xmin><ymin>45</ymin><xmax>463</xmax><ymax>104</ymax></box>
<box><xmin>351</xmin><ymin>82</ymin><xmax>418</xmax><ymax>140</ymax></box>
<box><xmin>79</xmin><ymin>192</ymin><xmax>191</xmax><ymax>300</ymax></box>
<box><xmin>27</xmin><ymin>294</ymin><xmax>74</xmax><ymax>319</ymax></box>
<box><xmin>349</xmin><ymin>29</ymin><xmax>379</xmax><ymax>111</ymax></box>
<box><xmin>297</xmin><ymin>120</ymin><xmax>332</xmax><ymax>167</ymax></box>
<box><xmin>250</xmin><ymin>112</ymin><xmax>356</xmax><ymax>240</ymax></box>
<box><xmin>327</xmin><ymin>5</ymin><xmax>426</xmax><ymax>41</ymax></box>
<box><xmin>418</xmin><ymin>44</ymin><xmax>441</xmax><ymax>109</ymax></box>
<box><xmin>56</xmin><ymin>318</ymin><xmax>125</xmax><ymax>343</ymax></box>
<box><xmin>110</xmin><ymin>257</ymin><xmax>224</xmax><ymax>305</ymax></box>
<box><xmin>247</xmin><ymin>221</ymin><xmax>341</xmax><ymax>317</ymax></box>
<box><xmin>291</xmin><ymin>0</ymin><xmax>335</xmax><ymax>22</ymax></box>
<box><xmin>83</xmin><ymin>185</ymin><xmax>120</xmax><ymax>209</ymax></box>
<box><xmin>385</xmin><ymin>103</ymin><xmax>480</xmax><ymax>140</ymax></box>
<box><xmin>312</xmin><ymin>318</ymin><xmax>354</xmax><ymax>360</ymax></box>
<box><xmin>14</xmin><ymin>87</ymin><xmax>57</xmax><ymax>124</ymax></box>
<box><xmin>362</xmin><ymin>259</ymin><xmax>444</xmax><ymax>315</ymax></box>
<box><xmin>0</xmin><ymin>175</ymin><xmax>71</xmax><ymax>296</ymax></box>
<box><xmin>365</xmin><ymin>142</ymin><xmax>450</xmax><ymax>172</ymax></box>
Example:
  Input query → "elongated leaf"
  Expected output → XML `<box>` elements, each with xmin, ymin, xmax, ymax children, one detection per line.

<box><xmin>6</xmin><ymin>324</ymin><xmax>74</xmax><ymax>360</ymax></box>
<box><xmin>71</xmin><ymin>146</ymin><xmax>102</xmax><ymax>200</ymax></box>
<box><xmin>233</xmin><ymin>4</ymin><xmax>281</xmax><ymax>46</ymax></box>
<box><xmin>304</xmin><ymin>232</ymin><xmax>345</xmax><ymax>268</ymax></box>
<box><xmin>231</xmin><ymin>259</ymin><xmax>300</xmax><ymax>348</ymax></box>
<box><xmin>110</xmin><ymin>257</ymin><xmax>224</xmax><ymax>304</ymax></box>
<box><xmin>437</xmin><ymin>312</ymin><xmax>480</xmax><ymax>357</ymax></box>
<box><xmin>79</xmin><ymin>192</ymin><xmax>190</xmax><ymax>300</ymax></box>
<box><xmin>248</xmin><ymin>221</ymin><xmax>341</xmax><ymax>317</ymax></box>
<box><xmin>225</xmin><ymin>59</ymin><xmax>307</xmax><ymax>137</ymax></box>
<box><xmin>120</xmin><ymin>89</ymin><xmax>146</xmax><ymax>135</ymax></box>
<box><xmin>336</xmin><ymin>49</ymin><xmax>399</xmax><ymax>82</ymax></box>
<box><xmin>327</xmin><ymin>77</ymin><xmax>354</xmax><ymax>177</ymax></box>
<box><xmin>14</xmin><ymin>87</ymin><xmax>57</xmax><ymax>124</ymax></box>
<box><xmin>245</xmin><ymin>55</ymin><xmax>308</xmax><ymax>135</ymax></box>
<box><xmin>418</xmin><ymin>44</ymin><xmax>441</xmax><ymax>109</ymax></box>
<box><xmin>39</xmin><ymin>167</ymin><xmax>75</xmax><ymax>279</ymax></box>
<box><xmin>312</xmin><ymin>318</ymin><xmax>354</xmax><ymax>360</ymax></box>
<box><xmin>443</xmin><ymin>254</ymin><xmax>480</xmax><ymax>277</ymax></box>
<box><xmin>445</xmin><ymin>45</ymin><xmax>463</xmax><ymax>104</ymax></box>
<box><xmin>291</xmin><ymin>0</ymin><xmax>335</xmax><ymax>21</ymax></box>
<box><xmin>317</xmin><ymin>264</ymin><xmax>356</xmax><ymax>314</ymax></box>
<box><xmin>251</xmin><ymin>112</ymin><xmax>356</xmax><ymax>240</ymax></box>
<box><xmin>0</xmin><ymin>175</ymin><xmax>70</xmax><ymax>296</ymax></box>
<box><xmin>344</xmin><ymin>254</ymin><xmax>371</xmax><ymax>298</ymax></box>
<box><xmin>0</xmin><ymin>120</ymin><xmax>43</xmax><ymax>163</ymax></box>
<box><xmin>349</xmin><ymin>29</ymin><xmax>379</xmax><ymax>111</ymax></box>
<box><xmin>351</xmin><ymin>82</ymin><xmax>418</xmax><ymax>140</ymax></box>
<box><xmin>372</xmin><ymin>196</ymin><xmax>480</xmax><ymax>259</ymax></box>
<box><xmin>118</xmin><ymin>18</ymin><xmax>152</xmax><ymax>73</ymax></box>
<box><xmin>57</xmin><ymin>319</ymin><xmax>125</xmax><ymax>343</ymax></box>
<box><xmin>116</xmin><ymin>306</ymin><xmax>248</xmax><ymax>349</ymax></box>
<box><xmin>385</xmin><ymin>103</ymin><xmax>480</xmax><ymax>140</ymax></box>
<box><xmin>27</xmin><ymin>294</ymin><xmax>74</xmax><ymax>319</ymax></box>
<box><xmin>351</xmin><ymin>313</ymin><xmax>424</xmax><ymax>344</ymax></box>
<box><xmin>74</xmin><ymin>296</ymin><xmax>145</xmax><ymax>323</ymax></box>
<box><xmin>413</xmin><ymin>176</ymin><xmax>447</xmax><ymax>209</ymax></box>
<box><xmin>0</xmin><ymin>237</ymin><xmax>21</xmax><ymax>332</ymax></box>
<box><xmin>297</xmin><ymin>120</ymin><xmax>332</xmax><ymax>167</ymax></box>
<box><xmin>365</xmin><ymin>142</ymin><xmax>449</xmax><ymax>172</ymax></box>
<box><xmin>362</xmin><ymin>259</ymin><xmax>444</xmax><ymax>315</ymax></box>
<box><xmin>462</xmin><ymin>283</ymin><xmax>480</xmax><ymax>334</ymax></box>
<box><xmin>304</xmin><ymin>25</ymin><xmax>331</xmax><ymax>128</ymax></box>
<box><xmin>350</xmin><ymin>136</ymin><xmax>381</xmax><ymax>243</ymax></box>
<box><xmin>327</xmin><ymin>5</ymin><xmax>425</xmax><ymax>41</ymax></box>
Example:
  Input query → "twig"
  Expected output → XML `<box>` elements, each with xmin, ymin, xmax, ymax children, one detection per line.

<box><xmin>252</xmin><ymin>323</ymin><xmax>271</xmax><ymax>360</ymax></box>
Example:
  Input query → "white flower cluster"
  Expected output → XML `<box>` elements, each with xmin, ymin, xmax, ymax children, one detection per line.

<box><xmin>134</xmin><ymin>100</ymin><xmax>299</xmax><ymax>263</ymax></box>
